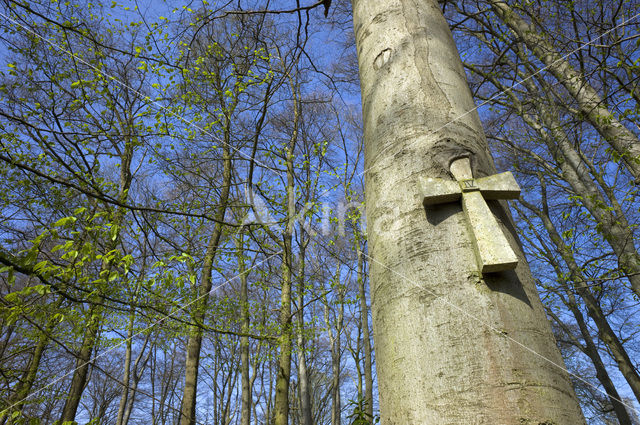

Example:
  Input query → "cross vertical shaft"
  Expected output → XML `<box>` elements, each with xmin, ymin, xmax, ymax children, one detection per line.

<box><xmin>450</xmin><ymin>157</ymin><xmax>518</xmax><ymax>273</ymax></box>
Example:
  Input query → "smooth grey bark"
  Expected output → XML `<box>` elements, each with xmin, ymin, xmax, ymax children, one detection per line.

<box><xmin>487</xmin><ymin>0</ymin><xmax>640</xmax><ymax>183</ymax></box>
<box><xmin>352</xmin><ymin>0</ymin><xmax>585</xmax><ymax>423</ymax></box>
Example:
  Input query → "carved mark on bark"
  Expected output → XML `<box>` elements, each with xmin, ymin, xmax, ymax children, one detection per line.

<box><xmin>373</xmin><ymin>48</ymin><xmax>392</xmax><ymax>69</ymax></box>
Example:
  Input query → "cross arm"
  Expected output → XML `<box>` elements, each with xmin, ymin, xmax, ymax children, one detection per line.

<box><xmin>421</xmin><ymin>177</ymin><xmax>461</xmax><ymax>206</ymax></box>
<box><xmin>475</xmin><ymin>171</ymin><xmax>520</xmax><ymax>200</ymax></box>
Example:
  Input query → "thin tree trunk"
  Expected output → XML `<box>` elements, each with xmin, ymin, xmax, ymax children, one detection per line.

<box><xmin>3</xmin><ymin>298</ymin><xmax>62</xmax><ymax>423</ymax></box>
<box><xmin>59</xmin><ymin>304</ymin><xmax>102</xmax><ymax>423</ymax></box>
<box><xmin>237</xmin><ymin>234</ymin><xmax>252</xmax><ymax>425</ymax></box>
<box><xmin>574</xmin><ymin>289</ymin><xmax>640</xmax><ymax>403</ymax></box>
<box><xmin>274</xmin><ymin>239</ymin><xmax>293</xmax><ymax>425</ymax></box>
<box><xmin>487</xmin><ymin>0</ymin><xmax>640</xmax><ymax>182</ymax></box>
<box><xmin>116</xmin><ymin>242</ymin><xmax>148</xmax><ymax>425</ymax></box>
<box><xmin>179</xmin><ymin>139</ymin><xmax>232</xmax><ymax>425</ymax></box>
<box><xmin>356</xmin><ymin>243</ymin><xmax>373</xmax><ymax>420</ymax></box>
<box><xmin>574</xmin><ymin>310</ymin><xmax>633</xmax><ymax>425</ymax></box>
<box><xmin>296</xmin><ymin>251</ymin><xmax>313</xmax><ymax>425</ymax></box>
<box><xmin>332</xmin><ymin>273</ymin><xmax>343</xmax><ymax>425</ymax></box>
<box><xmin>122</xmin><ymin>340</ymin><xmax>151</xmax><ymax>425</ymax></box>
<box><xmin>58</xmin><ymin>117</ymin><xmax>136</xmax><ymax>424</ymax></box>
<box><xmin>115</xmin><ymin>310</ymin><xmax>134</xmax><ymax>425</ymax></box>
<box><xmin>351</xmin><ymin>0</ymin><xmax>585</xmax><ymax>422</ymax></box>
<box><xmin>273</xmin><ymin>84</ymin><xmax>300</xmax><ymax>425</ymax></box>
<box><xmin>550</xmin><ymin>299</ymin><xmax>634</xmax><ymax>425</ymax></box>
<box><xmin>330</xmin><ymin>328</ymin><xmax>341</xmax><ymax>425</ymax></box>
<box><xmin>323</xmin><ymin>264</ymin><xmax>343</xmax><ymax>425</ymax></box>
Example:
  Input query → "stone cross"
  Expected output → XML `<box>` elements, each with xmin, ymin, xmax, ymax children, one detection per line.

<box><xmin>422</xmin><ymin>157</ymin><xmax>521</xmax><ymax>273</ymax></box>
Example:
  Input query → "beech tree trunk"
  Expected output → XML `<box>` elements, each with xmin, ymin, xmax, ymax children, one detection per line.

<box><xmin>352</xmin><ymin>0</ymin><xmax>585</xmax><ymax>423</ymax></box>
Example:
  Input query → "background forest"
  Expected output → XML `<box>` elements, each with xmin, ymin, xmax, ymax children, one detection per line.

<box><xmin>0</xmin><ymin>0</ymin><xmax>639</xmax><ymax>424</ymax></box>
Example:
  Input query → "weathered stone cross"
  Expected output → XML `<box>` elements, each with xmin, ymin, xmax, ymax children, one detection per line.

<box><xmin>422</xmin><ymin>157</ymin><xmax>521</xmax><ymax>273</ymax></box>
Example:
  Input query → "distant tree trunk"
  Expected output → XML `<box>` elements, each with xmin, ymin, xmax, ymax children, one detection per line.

<box><xmin>237</xmin><ymin>234</ymin><xmax>252</xmax><ymax>425</ymax></box>
<box><xmin>2</xmin><ymin>297</ymin><xmax>62</xmax><ymax>424</ymax></box>
<box><xmin>573</xmin><ymin>313</ymin><xmax>634</xmax><ymax>425</ymax></box>
<box><xmin>58</xmin><ymin>304</ymin><xmax>102</xmax><ymax>423</ymax></box>
<box><xmin>117</xmin><ymin>260</ymin><xmax>147</xmax><ymax>425</ymax></box>
<box><xmin>334</xmin><ymin>282</ymin><xmax>344</xmax><ymax>425</ymax></box>
<box><xmin>297</xmin><ymin>251</ymin><xmax>313</xmax><ymax>425</ymax></box>
<box><xmin>356</xmin><ymin>241</ymin><xmax>373</xmax><ymax>419</ymax></box>
<box><xmin>488</xmin><ymin>0</ymin><xmax>640</xmax><ymax>183</ymax></box>
<box><xmin>58</xmin><ymin>120</ymin><xmax>136</xmax><ymax>425</ymax></box>
<box><xmin>274</xmin><ymin>87</ymin><xmax>300</xmax><ymax>425</ymax></box>
<box><xmin>324</xmin><ymin>264</ymin><xmax>343</xmax><ymax>425</ymax></box>
<box><xmin>121</xmin><ymin>340</ymin><xmax>151</xmax><ymax>425</ymax></box>
<box><xmin>550</xmin><ymin>298</ymin><xmax>634</xmax><ymax>425</ymax></box>
<box><xmin>330</xmin><ymin>320</ymin><xmax>342</xmax><ymax>425</ymax></box>
<box><xmin>352</xmin><ymin>0</ymin><xmax>585</xmax><ymax>423</ymax></box>
<box><xmin>274</xmin><ymin>198</ymin><xmax>293</xmax><ymax>425</ymax></box>
<box><xmin>115</xmin><ymin>307</ymin><xmax>135</xmax><ymax>425</ymax></box>
<box><xmin>179</xmin><ymin>138</ymin><xmax>232</xmax><ymax>425</ymax></box>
